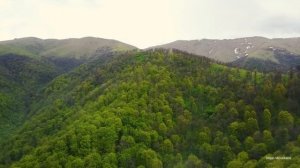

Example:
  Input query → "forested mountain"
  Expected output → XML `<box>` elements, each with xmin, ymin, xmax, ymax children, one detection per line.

<box><xmin>0</xmin><ymin>53</ymin><xmax>60</xmax><ymax>140</ymax></box>
<box><xmin>0</xmin><ymin>37</ymin><xmax>136</xmax><ymax>142</ymax></box>
<box><xmin>0</xmin><ymin>49</ymin><xmax>299</xmax><ymax>167</ymax></box>
<box><xmin>150</xmin><ymin>37</ymin><xmax>300</xmax><ymax>72</ymax></box>
<box><xmin>0</xmin><ymin>37</ymin><xmax>137</xmax><ymax>71</ymax></box>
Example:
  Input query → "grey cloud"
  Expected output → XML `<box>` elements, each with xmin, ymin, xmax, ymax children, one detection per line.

<box><xmin>260</xmin><ymin>16</ymin><xmax>300</xmax><ymax>34</ymax></box>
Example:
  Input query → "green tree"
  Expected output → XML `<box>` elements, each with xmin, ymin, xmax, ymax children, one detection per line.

<box><xmin>199</xmin><ymin>143</ymin><xmax>212</xmax><ymax>163</ymax></box>
<box><xmin>158</xmin><ymin>123</ymin><xmax>168</xmax><ymax>136</ymax></box>
<box><xmin>229</xmin><ymin>135</ymin><xmax>242</xmax><ymax>153</ymax></box>
<box><xmin>275</xmin><ymin>128</ymin><xmax>289</xmax><ymax>147</ymax></box>
<box><xmin>138</xmin><ymin>149</ymin><xmax>162</xmax><ymax>168</ymax></box>
<box><xmin>262</xmin><ymin>79</ymin><xmax>272</xmax><ymax>97</ymax></box>
<box><xmin>97</xmin><ymin>127</ymin><xmax>118</xmax><ymax>152</ymax></box>
<box><xmin>198</xmin><ymin>131</ymin><xmax>211</xmax><ymax>145</ymax></box>
<box><xmin>84</xmin><ymin>152</ymin><xmax>102</xmax><ymax>168</ymax></box>
<box><xmin>262</xmin><ymin>130</ymin><xmax>275</xmax><ymax>152</ymax></box>
<box><xmin>249</xmin><ymin>143</ymin><xmax>267</xmax><ymax>159</ymax></box>
<box><xmin>66</xmin><ymin>158</ymin><xmax>84</xmax><ymax>168</ymax></box>
<box><xmin>119</xmin><ymin>135</ymin><xmax>135</xmax><ymax>149</ymax></box>
<box><xmin>177</xmin><ymin>110</ymin><xmax>192</xmax><ymax>132</ymax></box>
<box><xmin>244</xmin><ymin>110</ymin><xmax>257</xmax><ymax>120</ymax></box>
<box><xmin>244</xmin><ymin>136</ymin><xmax>254</xmax><ymax>151</ymax></box>
<box><xmin>102</xmin><ymin>153</ymin><xmax>117</xmax><ymax>168</ymax></box>
<box><xmin>162</xmin><ymin>139</ymin><xmax>174</xmax><ymax>153</ymax></box>
<box><xmin>227</xmin><ymin>160</ymin><xmax>243</xmax><ymax>168</ymax></box>
<box><xmin>273</xmin><ymin>83</ymin><xmax>287</xmax><ymax>102</ymax></box>
<box><xmin>228</xmin><ymin>122</ymin><xmax>239</xmax><ymax>136</ymax></box>
<box><xmin>211</xmin><ymin>145</ymin><xmax>234</xmax><ymax>167</ymax></box>
<box><xmin>243</xmin><ymin>160</ymin><xmax>257</xmax><ymax>168</ymax></box>
<box><xmin>185</xmin><ymin>154</ymin><xmax>202</xmax><ymax>168</ymax></box>
<box><xmin>237</xmin><ymin>151</ymin><xmax>248</xmax><ymax>162</ymax></box>
<box><xmin>262</xmin><ymin>109</ymin><xmax>271</xmax><ymax>130</ymax></box>
<box><xmin>246</xmin><ymin>118</ymin><xmax>259</xmax><ymax>135</ymax></box>
<box><xmin>79</xmin><ymin>135</ymin><xmax>91</xmax><ymax>155</ymax></box>
<box><xmin>278</xmin><ymin>111</ymin><xmax>294</xmax><ymax>129</ymax></box>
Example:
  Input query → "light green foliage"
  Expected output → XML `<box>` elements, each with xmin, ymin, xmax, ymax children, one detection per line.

<box><xmin>244</xmin><ymin>110</ymin><xmax>257</xmax><ymax>120</ymax></box>
<box><xmin>237</xmin><ymin>151</ymin><xmax>249</xmax><ymax>162</ymax></box>
<box><xmin>185</xmin><ymin>154</ymin><xmax>202</xmax><ymax>168</ymax></box>
<box><xmin>162</xmin><ymin>139</ymin><xmax>174</xmax><ymax>153</ymax></box>
<box><xmin>0</xmin><ymin>49</ymin><xmax>300</xmax><ymax>167</ymax></box>
<box><xmin>244</xmin><ymin>136</ymin><xmax>255</xmax><ymax>151</ymax></box>
<box><xmin>243</xmin><ymin>160</ymin><xmax>257</xmax><ymax>168</ymax></box>
<box><xmin>278</xmin><ymin>111</ymin><xmax>294</xmax><ymax>129</ymax></box>
<box><xmin>198</xmin><ymin>131</ymin><xmax>211</xmax><ymax>145</ymax></box>
<box><xmin>227</xmin><ymin>160</ymin><xmax>243</xmax><ymax>168</ymax></box>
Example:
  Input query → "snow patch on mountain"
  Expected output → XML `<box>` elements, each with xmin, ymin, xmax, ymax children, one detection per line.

<box><xmin>234</xmin><ymin>48</ymin><xmax>240</xmax><ymax>54</ymax></box>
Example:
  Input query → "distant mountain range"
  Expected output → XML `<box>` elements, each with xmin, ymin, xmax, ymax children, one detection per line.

<box><xmin>0</xmin><ymin>37</ymin><xmax>137</xmax><ymax>58</ymax></box>
<box><xmin>0</xmin><ymin>37</ymin><xmax>137</xmax><ymax>71</ymax></box>
<box><xmin>151</xmin><ymin>36</ymin><xmax>300</xmax><ymax>71</ymax></box>
<box><xmin>1</xmin><ymin>36</ymin><xmax>300</xmax><ymax>72</ymax></box>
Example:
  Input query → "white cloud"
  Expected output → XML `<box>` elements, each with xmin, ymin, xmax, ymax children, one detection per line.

<box><xmin>0</xmin><ymin>0</ymin><xmax>300</xmax><ymax>48</ymax></box>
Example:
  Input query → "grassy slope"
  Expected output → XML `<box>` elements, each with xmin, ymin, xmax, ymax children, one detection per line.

<box><xmin>0</xmin><ymin>37</ymin><xmax>137</xmax><ymax>59</ymax></box>
<box><xmin>152</xmin><ymin>37</ymin><xmax>300</xmax><ymax>72</ymax></box>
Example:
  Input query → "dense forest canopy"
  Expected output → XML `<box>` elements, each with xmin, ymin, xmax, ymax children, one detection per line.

<box><xmin>0</xmin><ymin>49</ymin><xmax>300</xmax><ymax>167</ymax></box>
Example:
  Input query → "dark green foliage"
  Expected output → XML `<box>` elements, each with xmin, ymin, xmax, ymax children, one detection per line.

<box><xmin>0</xmin><ymin>49</ymin><xmax>299</xmax><ymax>167</ymax></box>
<box><xmin>0</xmin><ymin>54</ymin><xmax>61</xmax><ymax>141</ymax></box>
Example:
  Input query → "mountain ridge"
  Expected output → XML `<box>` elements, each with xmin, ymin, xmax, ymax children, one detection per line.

<box><xmin>150</xmin><ymin>36</ymin><xmax>300</xmax><ymax>61</ymax></box>
<box><xmin>149</xmin><ymin>36</ymin><xmax>300</xmax><ymax>71</ymax></box>
<box><xmin>0</xmin><ymin>37</ymin><xmax>137</xmax><ymax>58</ymax></box>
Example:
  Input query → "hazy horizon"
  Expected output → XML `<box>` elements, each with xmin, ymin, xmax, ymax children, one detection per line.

<box><xmin>1</xmin><ymin>0</ymin><xmax>300</xmax><ymax>48</ymax></box>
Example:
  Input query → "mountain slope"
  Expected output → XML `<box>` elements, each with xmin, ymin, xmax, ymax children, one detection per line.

<box><xmin>0</xmin><ymin>49</ymin><xmax>299</xmax><ymax>167</ymax></box>
<box><xmin>0</xmin><ymin>37</ymin><xmax>137</xmax><ymax>58</ymax></box>
<box><xmin>0</xmin><ymin>37</ymin><xmax>136</xmax><ymax>141</ymax></box>
<box><xmin>229</xmin><ymin>48</ymin><xmax>300</xmax><ymax>72</ymax></box>
<box><xmin>0</xmin><ymin>37</ymin><xmax>137</xmax><ymax>71</ymax></box>
<box><xmin>151</xmin><ymin>37</ymin><xmax>300</xmax><ymax>71</ymax></box>
<box><xmin>0</xmin><ymin>53</ymin><xmax>61</xmax><ymax>141</ymax></box>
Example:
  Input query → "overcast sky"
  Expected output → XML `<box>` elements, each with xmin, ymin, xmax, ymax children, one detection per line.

<box><xmin>1</xmin><ymin>0</ymin><xmax>300</xmax><ymax>48</ymax></box>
